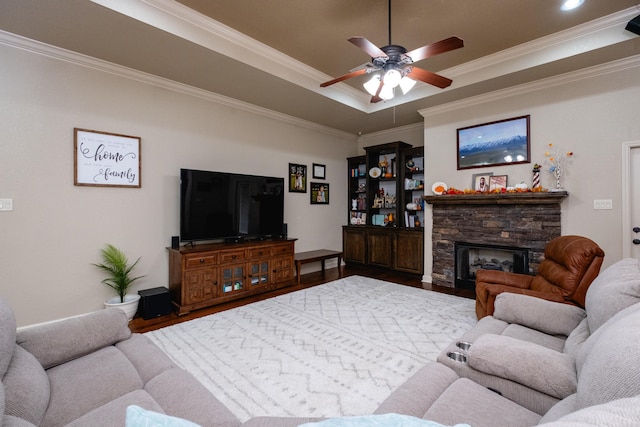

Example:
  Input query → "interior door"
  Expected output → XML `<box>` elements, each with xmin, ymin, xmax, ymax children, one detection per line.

<box><xmin>631</xmin><ymin>145</ymin><xmax>640</xmax><ymax>259</ymax></box>
<box><xmin>623</xmin><ymin>142</ymin><xmax>640</xmax><ymax>259</ymax></box>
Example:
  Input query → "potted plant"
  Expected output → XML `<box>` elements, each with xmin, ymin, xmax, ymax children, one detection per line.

<box><xmin>93</xmin><ymin>244</ymin><xmax>145</xmax><ymax>321</ymax></box>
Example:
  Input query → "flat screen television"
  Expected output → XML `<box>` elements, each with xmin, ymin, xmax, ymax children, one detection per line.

<box><xmin>180</xmin><ymin>168</ymin><xmax>285</xmax><ymax>243</ymax></box>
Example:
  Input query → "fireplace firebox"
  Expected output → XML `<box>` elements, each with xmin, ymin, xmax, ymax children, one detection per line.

<box><xmin>455</xmin><ymin>242</ymin><xmax>530</xmax><ymax>289</ymax></box>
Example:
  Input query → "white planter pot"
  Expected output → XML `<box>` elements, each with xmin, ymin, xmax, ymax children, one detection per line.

<box><xmin>104</xmin><ymin>294</ymin><xmax>141</xmax><ymax>321</ymax></box>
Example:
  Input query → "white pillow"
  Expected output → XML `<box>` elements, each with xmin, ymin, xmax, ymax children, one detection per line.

<box><xmin>125</xmin><ymin>405</ymin><xmax>202</xmax><ymax>427</ymax></box>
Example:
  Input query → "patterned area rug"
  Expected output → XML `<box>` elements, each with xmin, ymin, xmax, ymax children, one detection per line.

<box><xmin>145</xmin><ymin>276</ymin><xmax>476</xmax><ymax>422</ymax></box>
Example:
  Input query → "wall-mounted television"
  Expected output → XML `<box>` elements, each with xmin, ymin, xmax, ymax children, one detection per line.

<box><xmin>180</xmin><ymin>168</ymin><xmax>285</xmax><ymax>243</ymax></box>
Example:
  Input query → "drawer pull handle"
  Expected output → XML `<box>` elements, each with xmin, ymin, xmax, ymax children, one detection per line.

<box><xmin>232</xmin><ymin>255</ymin><xmax>237</xmax><ymax>259</ymax></box>
<box><xmin>199</xmin><ymin>259</ymin><xmax>205</xmax><ymax>263</ymax></box>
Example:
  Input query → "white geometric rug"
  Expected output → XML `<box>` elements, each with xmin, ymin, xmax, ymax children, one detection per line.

<box><xmin>145</xmin><ymin>276</ymin><xmax>476</xmax><ymax>422</ymax></box>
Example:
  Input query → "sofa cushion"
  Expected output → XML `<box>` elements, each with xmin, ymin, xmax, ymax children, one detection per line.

<box><xmin>116</xmin><ymin>334</ymin><xmax>176</xmax><ymax>383</ymax></box>
<box><xmin>538</xmin><ymin>395</ymin><xmax>640</xmax><ymax>426</ymax></box>
<box><xmin>41</xmin><ymin>346</ymin><xmax>143</xmax><ymax>427</ymax></box>
<box><xmin>493</xmin><ymin>293</ymin><xmax>586</xmax><ymax>337</ymax></box>
<box><xmin>466</xmin><ymin>335</ymin><xmax>576</xmax><ymax>399</ymax></box>
<box><xmin>584</xmin><ymin>258</ymin><xmax>640</xmax><ymax>333</ymax></box>
<box><xmin>374</xmin><ymin>363</ymin><xmax>459</xmax><ymax>418</ymax></box>
<box><xmin>66</xmin><ymin>390</ymin><xmax>164</xmax><ymax>427</ymax></box>
<box><xmin>0</xmin><ymin>297</ymin><xmax>17</xmax><ymax>376</ymax></box>
<box><xmin>574</xmin><ymin>302</ymin><xmax>640</xmax><ymax>410</ymax></box>
<box><xmin>17</xmin><ymin>308</ymin><xmax>131</xmax><ymax>369</ymax></box>
<box><xmin>3</xmin><ymin>345</ymin><xmax>50</xmax><ymax>425</ymax></box>
<box><xmin>561</xmin><ymin>318</ymin><xmax>590</xmax><ymax>357</ymax></box>
<box><xmin>501</xmin><ymin>324</ymin><xmax>566</xmax><ymax>352</ymax></box>
<box><xmin>424</xmin><ymin>378</ymin><xmax>541</xmax><ymax>427</ymax></box>
<box><xmin>144</xmin><ymin>367</ymin><xmax>241</xmax><ymax>427</ymax></box>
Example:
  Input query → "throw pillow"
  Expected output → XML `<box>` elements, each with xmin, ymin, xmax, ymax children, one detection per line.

<box><xmin>125</xmin><ymin>405</ymin><xmax>202</xmax><ymax>427</ymax></box>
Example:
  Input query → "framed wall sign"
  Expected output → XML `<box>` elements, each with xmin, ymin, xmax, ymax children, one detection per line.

<box><xmin>312</xmin><ymin>163</ymin><xmax>326</xmax><ymax>179</ymax></box>
<box><xmin>289</xmin><ymin>163</ymin><xmax>307</xmax><ymax>193</ymax></box>
<box><xmin>74</xmin><ymin>128</ymin><xmax>141</xmax><ymax>188</ymax></box>
<box><xmin>457</xmin><ymin>115</ymin><xmax>530</xmax><ymax>170</ymax></box>
<box><xmin>310</xmin><ymin>182</ymin><xmax>329</xmax><ymax>204</ymax></box>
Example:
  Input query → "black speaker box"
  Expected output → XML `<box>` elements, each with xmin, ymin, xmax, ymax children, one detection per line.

<box><xmin>138</xmin><ymin>287</ymin><xmax>172</xmax><ymax>320</ymax></box>
<box><xmin>171</xmin><ymin>235</ymin><xmax>179</xmax><ymax>249</ymax></box>
<box><xmin>626</xmin><ymin>15</ymin><xmax>640</xmax><ymax>35</ymax></box>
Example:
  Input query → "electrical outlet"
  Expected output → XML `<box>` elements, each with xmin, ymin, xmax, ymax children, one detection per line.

<box><xmin>593</xmin><ymin>199</ymin><xmax>612</xmax><ymax>210</ymax></box>
<box><xmin>0</xmin><ymin>199</ymin><xmax>13</xmax><ymax>211</ymax></box>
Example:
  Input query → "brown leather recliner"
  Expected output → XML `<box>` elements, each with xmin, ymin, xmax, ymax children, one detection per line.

<box><xmin>474</xmin><ymin>235</ymin><xmax>605</xmax><ymax>319</ymax></box>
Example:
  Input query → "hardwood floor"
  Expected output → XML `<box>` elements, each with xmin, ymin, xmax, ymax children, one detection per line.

<box><xmin>129</xmin><ymin>264</ymin><xmax>475</xmax><ymax>333</ymax></box>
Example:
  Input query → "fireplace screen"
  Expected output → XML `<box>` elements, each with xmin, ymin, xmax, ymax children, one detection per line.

<box><xmin>455</xmin><ymin>242</ymin><xmax>530</xmax><ymax>289</ymax></box>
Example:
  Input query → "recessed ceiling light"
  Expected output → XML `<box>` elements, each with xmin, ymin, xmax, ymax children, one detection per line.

<box><xmin>561</xmin><ymin>0</ymin><xmax>584</xmax><ymax>11</ymax></box>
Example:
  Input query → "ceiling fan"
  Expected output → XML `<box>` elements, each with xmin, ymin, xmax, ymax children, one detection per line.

<box><xmin>320</xmin><ymin>0</ymin><xmax>463</xmax><ymax>103</ymax></box>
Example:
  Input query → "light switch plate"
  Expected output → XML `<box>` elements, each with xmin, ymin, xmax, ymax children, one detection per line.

<box><xmin>593</xmin><ymin>199</ymin><xmax>612</xmax><ymax>210</ymax></box>
<box><xmin>0</xmin><ymin>199</ymin><xmax>13</xmax><ymax>211</ymax></box>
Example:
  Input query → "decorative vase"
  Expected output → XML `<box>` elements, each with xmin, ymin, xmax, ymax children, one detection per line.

<box><xmin>104</xmin><ymin>294</ymin><xmax>141</xmax><ymax>321</ymax></box>
<box><xmin>552</xmin><ymin>166</ymin><xmax>563</xmax><ymax>191</ymax></box>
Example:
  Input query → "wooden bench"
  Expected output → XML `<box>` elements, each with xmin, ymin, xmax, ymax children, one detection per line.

<box><xmin>294</xmin><ymin>249</ymin><xmax>343</xmax><ymax>284</ymax></box>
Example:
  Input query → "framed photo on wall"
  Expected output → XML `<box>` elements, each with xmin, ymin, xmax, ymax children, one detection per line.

<box><xmin>471</xmin><ymin>172</ymin><xmax>493</xmax><ymax>192</ymax></box>
<box><xmin>312</xmin><ymin>163</ymin><xmax>326</xmax><ymax>179</ymax></box>
<box><xmin>457</xmin><ymin>115</ymin><xmax>530</xmax><ymax>170</ymax></box>
<box><xmin>289</xmin><ymin>163</ymin><xmax>307</xmax><ymax>193</ymax></box>
<box><xmin>310</xmin><ymin>182</ymin><xmax>329</xmax><ymax>204</ymax></box>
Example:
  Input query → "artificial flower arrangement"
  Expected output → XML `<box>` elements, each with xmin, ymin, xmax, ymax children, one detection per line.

<box><xmin>544</xmin><ymin>143</ymin><xmax>574</xmax><ymax>190</ymax></box>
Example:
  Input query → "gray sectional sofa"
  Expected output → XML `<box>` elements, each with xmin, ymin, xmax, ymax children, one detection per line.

<box><xmin>3</xmin><ymin>258</ymin><xmax>640</xmax><ymax>426</ymax></box>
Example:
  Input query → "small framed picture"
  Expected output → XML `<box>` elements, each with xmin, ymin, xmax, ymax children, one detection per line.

<box><xmin>489</xmin><ymin>175</ymin><xmax>508</xmax><ymax>191</ymax></box>
<box><xmin>289</xmin><ymin>163</ymin><xmax>307</xmax><ymax>193</ymax></box>
<box><xmin>310</xmin><ymin>182</ymin><xmax>329</xmax><ymax>204</ymax></box>
<box><xmin>472</xmin><ymin>172</ymin><xmax>493</xmax><ymax>193</ymax></box>
<box><xmin>312</xmin><ymin>163</ymin><xmax>326</xmax><ymax>179</ymax></box>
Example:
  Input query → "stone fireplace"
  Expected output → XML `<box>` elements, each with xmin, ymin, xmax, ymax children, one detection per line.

<box><xmin>424</xmin><ymin>192</ymin><xmax>567</xmax><ymax>288</ymax></box>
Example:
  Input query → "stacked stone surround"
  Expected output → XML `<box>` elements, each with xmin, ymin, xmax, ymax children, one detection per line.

<box><xmin>424</xmin><ymin>192</ymin><xmax>567</xmax><ymax>288</ymax></box>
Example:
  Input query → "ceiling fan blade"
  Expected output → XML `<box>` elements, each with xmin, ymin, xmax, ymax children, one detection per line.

<box><xmin>320</xmin><ymin>68</ymin><xmax>368</xmax><ymax>87</ymax></box>
<box><xmin>405</xmin><ymin>36</ymin><xmax>464</xmax><ymax>62</ymax></box>
<box><xmin>407</xmin><ymin>67</ymin><xmax>453</xmax><ymax>89</ymax></box>
<box><xmin>348</xmin><ymin>36</ymin><xmax>388</xmax><ymax>59</ymax></box>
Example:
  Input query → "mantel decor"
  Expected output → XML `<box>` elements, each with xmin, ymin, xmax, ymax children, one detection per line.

<box><xmin>424</xmin><ymin>191</ymin><xmax>568</xmax><ymax>205</ymax></box>
<box><xmin>457</xmin><ymin>115</ymin><xmax>530</xmax><ymax>170</ymax></box>
<box><xmin>74</xmin><ymin>128</ymin><xmax>141</xmax><ymax>188</ymax></box>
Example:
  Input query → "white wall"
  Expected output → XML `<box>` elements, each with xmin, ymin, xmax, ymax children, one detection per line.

<box><xmin>420</xmin><ymin>58</ymin><xmax>640</xmax><ymax>282</ymax></box>
<box><xmin>0</xmin><ymin>43</ymin><xmax>357</xmax><ymax>326</ymax></box>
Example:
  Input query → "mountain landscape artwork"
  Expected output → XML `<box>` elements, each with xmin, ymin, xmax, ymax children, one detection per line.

<box><xmin>457</xmin><ymin>115</ymin><xmax>530</xmax><ymax>169</ymax></box>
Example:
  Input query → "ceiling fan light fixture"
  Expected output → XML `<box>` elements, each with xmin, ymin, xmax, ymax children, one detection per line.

<box><xmin>379</xmin><ymin>84</ymin><xmax>395</xmax><ymax>100</ymax></box>
<box><xmin>383</xmin><ymin>68</ymin><xmax>402</xmax><ymax>88</ymax></box>
<box><xmin>399</xmin><ymin>76</ymin><xmax>416</xmax><ymax>95</ymax></box>
<box><xmin>363</xmin><ymin>75</ymin><xmax>381</xmax><ymax>96</ymax></box>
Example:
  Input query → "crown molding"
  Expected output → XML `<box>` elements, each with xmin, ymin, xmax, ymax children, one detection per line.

<box><xmin>0</xmin><ymin>29</ymin><xmax>357</xmax><ymax>140</ymax></box>
<box><xmin>91</xmin><ymin>1</ymin><xmax>640</xmax><ymax>113</ymax></box>
<box><xmin>418</xmin><ymin>54</ymin><xmax>640</xmax><ymax>118</ymax></box>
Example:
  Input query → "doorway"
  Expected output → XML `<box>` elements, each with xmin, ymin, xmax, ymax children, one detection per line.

<box><xmin>622</xmin><ymin>141</ymin><xmax>640</xmax><ymax>259</ymax></box>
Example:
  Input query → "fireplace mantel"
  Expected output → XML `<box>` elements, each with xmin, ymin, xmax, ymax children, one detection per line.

<box><xmin>424</xmin><ymin>191</ymin><xmax>568</xmax><ymax>206</ymax></box>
